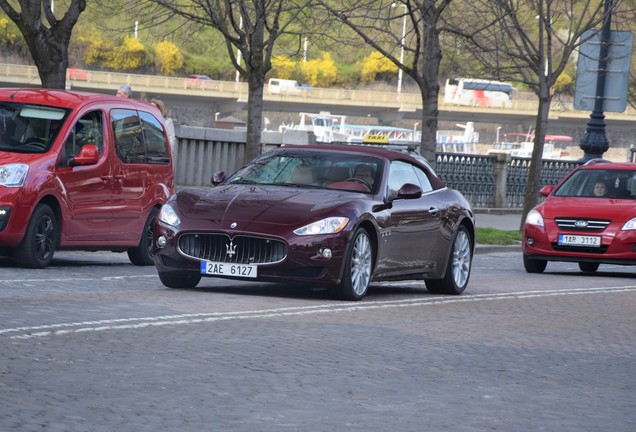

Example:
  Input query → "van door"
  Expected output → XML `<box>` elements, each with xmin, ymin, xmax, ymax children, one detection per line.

<box><xmin>56</xmin><ymin>109</ymin><xmax>113</xmax><ymax>242</ymax></box>
<box><xmin>108</xmin><ymin>109</ymin><xmax>172</xmax><ymax>242</ymax></box>
<box><xmin>108</xmin><ymin>109</ymin><xmax>147</xmax><ymax>242</ymax></box>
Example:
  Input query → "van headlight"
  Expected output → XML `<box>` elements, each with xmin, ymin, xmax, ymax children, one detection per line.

<box><xmin>0</xmin><ymin>163</ymin><xmax>29</xmax><ymax>187</ymax></box>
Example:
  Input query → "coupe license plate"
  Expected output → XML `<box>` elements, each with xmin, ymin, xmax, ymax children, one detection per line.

<box><xmin>557</xmin><ymin>234</ymin><xmax>601</xmax><ymax>247</ymax></box>
<box><xmin>200</xmin><ymin>261</ymin><xmax>257</xmax><ymax>278</ymax></box>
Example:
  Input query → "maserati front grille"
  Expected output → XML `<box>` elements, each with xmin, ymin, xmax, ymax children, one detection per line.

<box><xmin>178</xmin><ymin>233</ymin><xmax>287</xmax><ymax>264</ymax></box>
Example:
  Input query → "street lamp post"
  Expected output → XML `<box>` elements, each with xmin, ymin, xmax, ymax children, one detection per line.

<box><xmin>392</xmin><ymin>3</ymin><xmax>407</xmax><ymax>99</ymax></box>
<box><xmin>579</xmin><ymin>0</ymin><xmax>613</xmax><ymax>160</ymax></box>
<box><xmin>235</xmin><ymin>15</ymin><xmax>243</xmax><ymax>91</ymax></box>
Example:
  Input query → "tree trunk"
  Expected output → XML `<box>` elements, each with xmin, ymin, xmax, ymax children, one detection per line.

<box><xmin>519</xmin><ymin>93</ymin><xmax>553</xmax><ymax>231</ymax></box>
<box><xmin>245</xmin><ymin>75</ymin><xmax>265</xmax><ymax>165</ymax></box>
<box><xmin>418</xmin><ymin>5</ymin><xmax>443</xmax><ymax>163</ymax></box>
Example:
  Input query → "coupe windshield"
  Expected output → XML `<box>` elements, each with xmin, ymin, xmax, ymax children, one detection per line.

<box><xmin>0</xmin><ymin>102</ymin><xmax>68</xmax><ymax>153</ymax></box>
<box><xmin>554</xmin><ymin>168</ymin><xmax>636</xmax><ymax>199</ymax></box>
<box><xmin>227</xmin><ymin>150</ymin><xmax>383</xmax><ymax>193</ymax></box>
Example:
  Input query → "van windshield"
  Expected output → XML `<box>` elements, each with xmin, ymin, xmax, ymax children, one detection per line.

<box><xmin>0</xmin><ymin>102</ymin><xmax>69</xmax><ymax>153</ymax></box>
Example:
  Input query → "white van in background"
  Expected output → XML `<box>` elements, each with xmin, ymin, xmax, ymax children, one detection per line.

<box><xmin>268</xmin><ymin>78</ymin><xmax>301</xmax><ymax>94</ymax></box>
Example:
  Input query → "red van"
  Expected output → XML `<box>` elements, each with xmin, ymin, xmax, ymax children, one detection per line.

<box><xmin>0</xmin><ymin>89</ymin><xmax>174</xmax><ymax>268</ymax></box>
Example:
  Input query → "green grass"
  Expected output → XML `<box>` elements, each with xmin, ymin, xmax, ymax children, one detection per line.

<box><xmin>476</xmin><ymin>227</ymin><xmax>522</xmax><ymax>245</ymax></box>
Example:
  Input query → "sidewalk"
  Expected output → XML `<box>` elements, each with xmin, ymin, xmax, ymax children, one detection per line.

<box><xmin>474</xmin><ymin>208</ymin><xmax>523</xmax><ymax>231</ymax></box>
<box><xmin>474</xmin><ymin>208</ymin><xmax>523</xmax><ymax>254</ymax></box>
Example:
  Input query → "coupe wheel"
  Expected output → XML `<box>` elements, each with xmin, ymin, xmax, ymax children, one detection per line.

<box><xmin>127</xmin><ymin>208</ymin><xmax>159</xmax><ymax>266</ymax></box>
<box><xmin>158</xmin><ymin>271</ymin><xmax>202</xmax><ymax>289</ymax></box>
<box><xmin>331</xmin><ymin>227</ymin><xmax>373</xmax><ymax>301</ymax></box>
<box><xmin>579</xmin><ymin>262</ymin><xmax>600</xmax><ymax>273</ymax></box>
<box><xmin>14</xmin><ymin>204</ymin><xmax>58</xmax><ymax>269</ymax></box>
<box><xmin>426</xmin><ymin>226</ymin><xmax>472</xmax><ymax>295</ymax></box>
<box><xmin>523</xmin><ymin>255</ymin><xmax>547</xmax><ymax>273</ymax></box>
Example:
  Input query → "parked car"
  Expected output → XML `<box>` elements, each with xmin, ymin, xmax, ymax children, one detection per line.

<box><xmin>0</xmin><ymin>88</ymin><xmax>174</xmax><ymax>268</ymax></box>
<box><xmin>185</xmin><ymin>74</ymin><xmax>217</xmax><ymax>90</ymax></box>
<box><xmin>523</xmin><ymin>159</ymin><xmax>636</xmax><ymax>273</ymax></box>
<box><xmin>153</xmin><ymin>144</ymin><xmax>475</xmax><ymax>300</ymax></box>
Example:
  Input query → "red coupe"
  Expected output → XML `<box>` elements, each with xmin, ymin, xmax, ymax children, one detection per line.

<box><xmin>153</xmin><ymin>144</ymin><xmax>475</xmax><ymax>300</ymax></box>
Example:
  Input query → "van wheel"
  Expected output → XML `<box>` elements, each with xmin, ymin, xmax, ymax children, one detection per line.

<box><xmin>523</xmin><ymin>255</ymin><xmax>547</xmax><ymax>273</ymax></box>
<box><xmin>127</xmin><ymin>208</ymin><xmax>158</xmax><ymax>266</ymax></box>
<box><xmin>15</xmin><ymin>204</ymin><xmax>58</xmax><ymax>269</ymax></box>
<box><xmin>158</xmin><ymin>271</ymin><xmax>201</xmax><ymax>289</ymax></box>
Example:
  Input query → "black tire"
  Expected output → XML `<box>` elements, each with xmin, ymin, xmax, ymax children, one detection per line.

<box><xmin>523</xmin><ymin>255</ymin><xmax>547</xmax><ymax>273</ymax></box>
<box><xmin>127</xmin><ymin>208</ymin><xmax>159</xmax><ymax>266</ymax></box>
<box><xmin>158</xmin><ymin>271</ymin><xmax>201</xmax><ymax>289</ymax></box>
<box><xmin>330</xmin><ymin>227</ymin><xmax>373</xmax><ymax>301</ymax></box>
<box><xmin>579</xmin><ymin>262</ymin><xmax>600</xmax><ymax>273</ymax></box>
<box><xmin>426</xmin><ymin>225</ymin><xmax>473</xmax><ymax>295</ymax></box>
<box><xmin>14</xmin><ymin>204</ymin><xmax>58</xmax><ymax>269</ymax></box>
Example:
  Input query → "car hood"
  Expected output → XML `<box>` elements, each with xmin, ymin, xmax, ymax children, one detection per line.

<box><xmin>0</xmin><ymin>151</ymin><xmax>50</xmax><ymax>164</ymax></box>
<box><xmin>541</xmin><ymin>196</ymin><xmax>635</xmax><ymax>221</ymax></box>
<box><xmin>174</xmin><ymin>184</ymin><xmax>364</xmax><ymax>229</ymax></box>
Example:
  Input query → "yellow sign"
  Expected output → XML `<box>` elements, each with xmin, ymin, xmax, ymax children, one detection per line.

<box><xmin>363</xmin><ymin>134</ymin><xmax>389</xmax><ymax>144</ymax></box>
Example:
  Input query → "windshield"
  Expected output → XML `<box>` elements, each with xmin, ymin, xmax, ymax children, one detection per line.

<box><xmin>227</xmin><ymin>150</ymin><xmax>384</xmax><ymax>194</ymax></box>
<box><xmin>554</xmin><ymin>168</ymin><xmax>635</xmax><ymax>199</ymax></box>
<box><xmin>0</xmin><ymin>102</ymin><xmax>69</xmax><ymax>153</ymax></box>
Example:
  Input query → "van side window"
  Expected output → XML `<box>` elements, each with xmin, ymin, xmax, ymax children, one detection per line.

<box><xmin>139</xmin><ymin>111</ymin><xmax>170</xmax><ymax>163</ymax></box>
<box><xmin>112</xmin><ymin>109</ymin><xmax>145</xmax><ymax>164</ymax></box>
<box><xmin>64</xmin><ymin>111</ymin><xmax>104</xmax><ymax>159</ymax></box>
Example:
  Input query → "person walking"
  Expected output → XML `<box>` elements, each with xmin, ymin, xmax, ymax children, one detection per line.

<box><xmin>151</xmin><ymin>98</ymin><xmax>176</xmax><ymax>154</ymax></box>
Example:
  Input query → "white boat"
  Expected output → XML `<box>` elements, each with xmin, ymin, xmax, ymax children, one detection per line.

<box><xmin>489</xmin><ymin>133</ymin><xmax>573</xmax><ymax>159</ymax></box>
<box><xmin>279</xmin><ymin>111</ymin><xmax>418</xmax><ymax>143</ymax></box>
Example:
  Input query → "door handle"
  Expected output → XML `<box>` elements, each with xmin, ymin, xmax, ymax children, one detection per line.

<box><xmin>114</xmin><ymin>174</ymin><xmax>126</xmax><ymax>182</ymax></box>
<box><xmin>428</xmin><ymin>206</ymin><xmax>439</xmax><ymax>216</ymax></box>
<box><xmin>99</xmin><ymin>175</ymin><xmax>112</xmax><ymax>182</ymax></box>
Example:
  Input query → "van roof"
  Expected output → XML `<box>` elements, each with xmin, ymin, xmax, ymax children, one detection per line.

<box><xmin>0</xmin><ymin>88</ymin><xmax>154</xmax><ymax>111</ymax></box>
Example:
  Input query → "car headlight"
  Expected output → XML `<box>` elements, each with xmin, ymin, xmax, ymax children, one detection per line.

<box><xmin>525</xmin><ymin>209</ymin><xmax>544</xmax><ymax>227</ymax></box>
<box><xmin>158</xmin><ymin>203</ymin><xmax>180</xmax><ymax>226</ymax></box>
<box><xmin>0</xmin><ymin>163</ymin><xmax>29</xmax><ymax>187</ymax></box>
<box><xmin>294</xmin><ymin>217</ymin><xmax>349</xmax><ymax>236</ymax></box>
<box><xmin>622</xmin><ymin>217</ymin><xmax>636</xmax><ymax>231</ymax></box>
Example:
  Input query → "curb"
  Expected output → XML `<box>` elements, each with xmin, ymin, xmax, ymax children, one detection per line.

<box><xmin>474</xmin><ymin>244</ymin><xmax>521</xmax><ymax>255</ymax></box>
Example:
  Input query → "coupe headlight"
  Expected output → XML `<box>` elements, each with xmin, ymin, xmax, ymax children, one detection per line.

<box><xmin>294</xmin><ymin>217</ymin><xmax>349</xmax><ymax>236</ymax></box>
<box><xmin>621</xmin><ymin>217</ymin><xmax>636</xmax><ymax>231</ymax></box>
<box><xmin>158</xmin><ymin>203</ymin><xmax>180</xmax><ymax>226</ymax></box>
<box><xmin>0</xmin><ymin>163</ymin><xmax>29</xmax><ymax>187</ymax></box>
<box><xmin>525</xmin><ymin>209</ymin><xmax>544</xmax><ymax>227</ymax></box>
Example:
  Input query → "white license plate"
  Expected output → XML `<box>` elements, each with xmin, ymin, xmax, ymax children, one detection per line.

<box><xmin>200</xmin><ymin>261</ymin><xmax>257</xmax><ymax>278</ymax></box>
<box><xmin>557</xmin><ymin>234</ymin><xmax>601</xmax><ymax>247</ymax></box>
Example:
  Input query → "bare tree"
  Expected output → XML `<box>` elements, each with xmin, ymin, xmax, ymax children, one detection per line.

<box><xmin>144</xmin><ymin>0</ymin><xmax>309</xmax><ymax>165</ymax></box>
<box><xmin>316</xmin><ymin>0</ymin><xmax>452</xmax><ymax>162</ymax></box>
<box><xmin>0</xmin><ymin>0</ymin><xmax>87</xmax><ymax>89</ymax></box>
<box><xmin>443</xmin><ymin>0</ymin><xmax>630</xmax><ymax>228</ymax></box>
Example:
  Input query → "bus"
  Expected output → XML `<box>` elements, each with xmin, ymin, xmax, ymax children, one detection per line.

<box><xmin>444</xmin><ymin>78</ymin><xmax>515</xmax><ymax>108</ymax></box>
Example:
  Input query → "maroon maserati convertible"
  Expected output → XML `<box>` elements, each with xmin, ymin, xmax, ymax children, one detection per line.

<box><xmin>153</xmin><ymin>144</ymin><xmax>475</xmax><ymax>300</ymax></box>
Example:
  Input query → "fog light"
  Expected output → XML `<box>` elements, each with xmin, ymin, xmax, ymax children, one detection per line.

<box><xmin>157</xmin><ymin>235</ymin><xmax>167</xmax><ymax>248</ymax></box>
<box><xmin>527</xmin><ymin>238</ymin><xmax>534</xmax><ymax>246</ymax></box>
<box><xmin>321</xmin><ymin>248</ymin><xmax>332</xmax><ymax>259</ymax></box>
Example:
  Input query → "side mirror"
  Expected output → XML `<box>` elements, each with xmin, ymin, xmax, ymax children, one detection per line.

<box><xmin>397</xmin><ymin>183</ymin><xmax>423</xmax><ymax>199</ymax></box>
<box><xmin>211</xmin><ymin>171</ymin><xmax>226</xmax><ymax>186</ymax></box>
<box><xmin>69</xmin><ymin>144</ymin><xmax>99</xmax><ymax>167</ymax></box>
<box><xmin>539</xmin><ymin>185</ymin><xmax>553</xmax><ymax>197</ymax></box>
